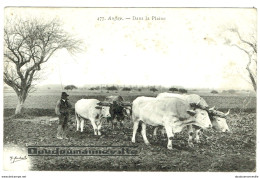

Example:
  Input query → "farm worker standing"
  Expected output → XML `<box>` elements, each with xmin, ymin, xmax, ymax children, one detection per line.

<box><xmin>55</xmin><ymin>92</ymin><xmax>72</xmax><ymax>139</ymax></box>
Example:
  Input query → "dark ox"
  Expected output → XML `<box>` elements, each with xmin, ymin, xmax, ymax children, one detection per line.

<box><xmin>103</xmin><ymin>96</ymin><xmax>132</xmax><ymax>129</ymax></box>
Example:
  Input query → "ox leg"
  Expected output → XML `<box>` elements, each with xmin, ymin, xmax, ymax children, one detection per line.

<box><xmin>80</xmin><ymin>119</ymin><xmax>84</xmax><ymax>132</ymax></box>
<box><xmin>194</xmin><ymin>129</ymin><xmax>201</xmax><ymax>143</ymax></box>
<box><xmin>75</xmin><ymin>113</ymin><xmax>80</xmax><ymax>132</ymax></box>
<box><xmin>141</xmin><ymin>123</ymin><xmax>150</xmax><ymax>145</ymax></box>
<box><xmin>153</xmin><ymin>127</ymin><xmax>158</xmax><ymax>139</ymax></box>
<box><xmin>120</xmin><ymin>120</ymin><xmax>124</xmax><ymax>128</ymax></box>
<box><xmin>91</xmin><ymin>120</ymin><xmax>98</xmax><ymax>135</ymax></box>
<box><xmin>97</xmin><ymin>125</ymin><xmax>102</xmax><ymax>135</ymax></box>
<box><xmin>112</xmin><ymin>119</ymin><xmax>117</xmax><ymax>129</ymax></box>
<box><xmin>96</xmin><ymin>120</ymin><xmax>102</xmax><ymax>135</ymax></box>
<box><xmin>187</xmin><ymin>125</ymin><xmax>194</xmax><ymax>147</ymax></box>
<box><xmin>161</xmin><ymin>128</ymin><xmax>166</xmax><ymax>136</ymax></box>
<box><xmin>131</xmin><ymin>121</ymin><xmax>139</xmax><ymax>143</ymax></box>
<box><xmin>165</xmin><ymin>125</ymin><xmax>174</xmax><ymax>150</ymax></box>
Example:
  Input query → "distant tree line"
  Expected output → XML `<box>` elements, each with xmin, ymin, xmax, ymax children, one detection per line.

<box><xmin>82</xmin><ymin>85</ymin><xmax>191</xmax><ymax>93</ymax></box>
<box><xmin>168</xmin><ymin>87</ymin><xmax>187</xmax><ymax>93</ymax></box>
<box><xmin>62</xmin><ymin>84</ymin><xmax>239</xmax><ymax>95</ymax></box>
<box><xmin>122</xmin><ymin>87</ymin><xmax>131</xmax><ymax>91</ymax></box>
<box><xmin>89</xmin><ymin>86</ymin><xmax>100</xmax><ymax>90</ymax></box>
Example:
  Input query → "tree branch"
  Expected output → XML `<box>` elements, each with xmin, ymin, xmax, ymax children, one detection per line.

<box><xmin>224</xmin><ymin>26</ymin><xmax>257</xmax><ymax>92</ymax></box>
<box><xmin>232</xmin><ymin>29</ymin><xmax>257</xmax><ymax>53</ymax></box>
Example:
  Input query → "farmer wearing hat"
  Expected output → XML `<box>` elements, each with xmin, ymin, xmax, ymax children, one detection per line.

<box><xmin>55</xmin><ymin>92</ymin><xmax>72</xmax><ymax>139</ymax></box>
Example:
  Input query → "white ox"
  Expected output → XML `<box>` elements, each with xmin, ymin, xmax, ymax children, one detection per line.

<box><xmin>75</xmin><ymin>99</ymin><xmax>111</xmax><ymax>135</ymax></box>
<box><xmin>131</xmin><ymin>96</ymin><xmax>212</xmax><ymax>150</ymax></box>
<box><xmin>157</xmin><ymin>93</ymin><xmax>208</xmax><ymax>108</ymax></box>
<box><xmin>156</xmin><ymin>93</ymin><xmax>230</xmax><ymax>146</ymax></box>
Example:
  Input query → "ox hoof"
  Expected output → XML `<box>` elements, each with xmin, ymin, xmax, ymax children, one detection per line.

<box><xmin>194</xmin><ymin>139</ymin><xmax>200</xmax><ymax>144</ymax></box>
<box><xmin>145</xmin><ymin>142</ymin><xmax>150</xmax><ymax>146</ymax></box>
<box><xmin>188</xmin><ymin>143</ymin><xmax>194</xmax><ymax>148</ymax></box>
<box><xmin>167</xmin><ymin>146</ymin><xmax>173</xmax><ymax>150</ymax></box>
<box><xmin>131</xmin><ymin>139</ymin><xmax>136</xmax><ymax>143</ymax></box>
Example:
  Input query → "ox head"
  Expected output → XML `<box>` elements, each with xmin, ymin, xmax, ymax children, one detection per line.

<box><xmin>189</xmin><ymin>108</ymin><xmax>212</xmax><ymax>129</ymax></box>
<box><xmin>208</xmin><ymin>108</ymin><xmax>230</xmax><ymax>132</ymax></box>
<box><xmin>109</xmin><ymin>101</ymin><xmax>132</xmax><ymax>126</ymax></box>
<box><xmin>109</xmin><ymin>101</ymin><xmax>124</xmax><ymax>119</ymax></box>
<box><xmin>98</xmin><ymin>101</ymin><xmax>132</xmax><ymax>128</ymax></box>
<box><xmin>121</xmin><ymin>102</ymin><xmax>132</xmax><ymax>120</ymax></box>
<box><xmin>96</xmin><ymin>102</ymin><xmax>111</xmax><ymax>118</ymax></box>
<box><xmin>123</xmin><ymin>106</ymin><xmax>132</xmax><ymax>119</ymax></box>
<box><xmin>188</xmin><ymin>101</ymin><xmax>212</xmax><ymax>129</ymax></box>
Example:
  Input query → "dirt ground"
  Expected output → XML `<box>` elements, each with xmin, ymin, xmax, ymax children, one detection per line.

<box><xmin>3</xmin><ymin>111</ymin><xmax>256</xmax><ymax>171</ymax></box>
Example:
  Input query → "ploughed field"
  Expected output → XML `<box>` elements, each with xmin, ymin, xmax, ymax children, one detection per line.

<box><xmin>3</xmin><ymin>91</ymin><xmax>256</xmax><ymax>171</ymax></box>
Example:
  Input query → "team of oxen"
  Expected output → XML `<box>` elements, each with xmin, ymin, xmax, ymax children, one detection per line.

<box><xmin>75</xmin><ymin>93</ymin><xmax>230</xmax><ymax>150</ymax></box>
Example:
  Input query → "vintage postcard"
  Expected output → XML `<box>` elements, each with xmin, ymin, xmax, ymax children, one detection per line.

<box><xmin>2</xmin><ymin>6</ymin><xmax>257</xmax><ymax>177</ymax></box>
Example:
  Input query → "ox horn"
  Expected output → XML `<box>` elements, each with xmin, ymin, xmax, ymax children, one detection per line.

<box><xmin>95</xmin><ymin>106</ymin><xmax>102</xmax><ymax>109</ymax></box>
<box><xmin>209</xmin><ymin>106</ymin><xmax>215</xmax><ymax>111</ymax></box>
<box><xmin>97</xmin><ymin>102</ymin><xmax>111</xmax><ymax>106</ymax></box>
<box><xmin>187</xmin><ymin>110</ymin><xmax>196</xmax><ymax>116</ymax></box>
<box><xmin>121</xmin><ymin>102</ymin><xmax>132</xmax><ymax>107</ymax></box>
<box><xmin>225</xmin><ymin>109</ymin><xmax>230</xmax><ymax>116</ymax></box>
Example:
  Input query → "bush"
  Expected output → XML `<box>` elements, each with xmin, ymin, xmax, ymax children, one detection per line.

<box><xmin>89</xmin><ymin>87</ymin><xmax>100</xmax><ymax>90</ymax></box>
<box><xmin>106</xmin><ymin>86</ymin><xmax>118</xmax><ymax>91</ymax></box>
<box><xmin>64</xmin><ymin>85</ymin><xmax>77</xmax><ymax>90</ymax></box>
<box><xmin>169</xmin><ymin>87</ymin><xmax>178</xmax><ymax>92</ymax></box>
<box><xmin>122</xmin><ymin>87</ymin><xmax>131</xmax><ymax>91</ymax></box>
<box><xmin>179</xmin><ymin>88</ymin><xmax>187</xmax><ymax>93</ymax></box>
<box><xmin>150</xmin><ymin>87</ymin><xmax>158</xmax><ymax>92</ymax></box>
<box><xmin>211</xmin><ymin>90</ymin><xmax>218</xmax><ymax>94</ymax></box>
<box><xmin>138</xmin><ymin>88</ymin><xmax>142</xmax><ymax>92</ymax></box>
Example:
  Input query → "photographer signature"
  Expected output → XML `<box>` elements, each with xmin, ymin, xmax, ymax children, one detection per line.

<box><xmin>10</xmin><ymin>156</ymin><xmax>27</xmax><ymax>163</ymax></box>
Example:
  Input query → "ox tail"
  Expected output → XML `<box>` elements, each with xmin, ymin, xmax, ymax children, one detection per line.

<box><xmin>137</xmin><ymin>121</ymin><xmax>142</xmax><ymax>133</ymax></box>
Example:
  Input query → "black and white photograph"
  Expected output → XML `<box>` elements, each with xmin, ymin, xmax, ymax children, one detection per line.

<box><xmin>2</xmin><ymin>5</ymin><xmax>257</xmax><ymax>176</ymax></box>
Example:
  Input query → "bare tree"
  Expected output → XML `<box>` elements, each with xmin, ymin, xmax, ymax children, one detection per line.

<box><xmin>4</xmin><ymin>18</ymin><xmax>83</xmax><ymax>114</ymax></box>
<box><xmin>223</xmin><ymin>26</ymin><xmax>257</xmax><ymax>91</ymax></box>
<box><xmin>64</xmin><ymin>85</ymin><xmax>78</xmax><ymax>90</ymax></box>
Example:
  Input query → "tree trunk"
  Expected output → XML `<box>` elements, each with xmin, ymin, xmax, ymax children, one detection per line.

<box><xmin>15</xmin><ymin>99</ymin><xmax>25</xmax><ymax>115</ymax></box>
<box><xmin>15</xmin><ymin>92</ymin><xmax>27</xmax><ymax>115</ymax></box>
<box><xmin>247</xmin><ymin>67</ymin><xmax>257</xmax><ymax>92</ymax></box>
<box><xmin>249</xmin><ymin>72</ymin><xmax>257</xmax><ymax>92</ymax></box>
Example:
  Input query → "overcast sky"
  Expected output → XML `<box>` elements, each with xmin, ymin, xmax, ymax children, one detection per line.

<box><xmin>4</xmin><ymin>8</ymin><xmax>257</xmax><ymax>90</ymax></box>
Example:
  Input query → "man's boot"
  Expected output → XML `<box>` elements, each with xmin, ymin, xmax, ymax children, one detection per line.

<box><xmin>57</xmin><ymin>125</ymin><xmax>63</xmax><ymax>139</ymax></box>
